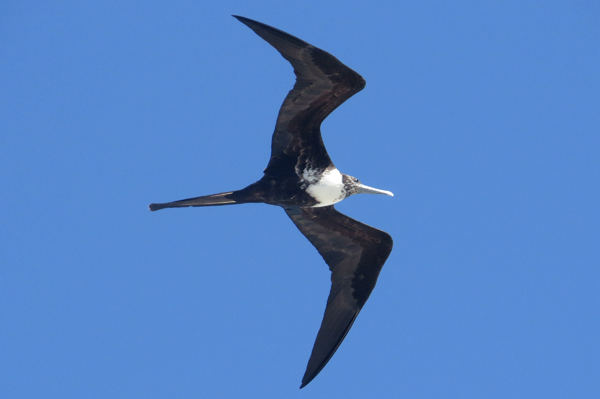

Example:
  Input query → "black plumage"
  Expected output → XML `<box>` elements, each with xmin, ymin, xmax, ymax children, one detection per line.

<box><xmin>150</xmin><ymin>16</ymin><xmax>393</xmax><ymax>388</ymax></box>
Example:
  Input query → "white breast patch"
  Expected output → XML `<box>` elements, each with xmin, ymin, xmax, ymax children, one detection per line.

<box><xmin>305</xmin><ymin>168</ymin><xmax>345</xmax><ymax>207</ymax></box>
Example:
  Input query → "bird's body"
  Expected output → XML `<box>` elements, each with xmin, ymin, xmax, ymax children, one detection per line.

<box><xmin>150</xmin><ymin>16</ymin><xmax>394</xmax><ymax>388</ymax></box>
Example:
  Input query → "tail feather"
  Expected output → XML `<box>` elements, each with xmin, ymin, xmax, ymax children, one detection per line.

<box><xmin>149</xmin><ymin>191</ymin><xmax>239</xmax><ymax>211</ymax></box>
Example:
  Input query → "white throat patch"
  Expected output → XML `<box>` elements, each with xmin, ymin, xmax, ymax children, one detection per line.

<box><xmin>304</xmin><ymin>168</ymin><xmax>345</xmax><ymax>207</ymax></box>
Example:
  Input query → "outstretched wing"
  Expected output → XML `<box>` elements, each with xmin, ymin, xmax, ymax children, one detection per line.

<box><xmin>284</xmin><ymin>205</ymin><xmax>393</xmax><ymax>388</ymax></box>
<box><xmin>234</xmin><ymin>16</ymin><xmax>366</xmax><ymax>177</ymax></box>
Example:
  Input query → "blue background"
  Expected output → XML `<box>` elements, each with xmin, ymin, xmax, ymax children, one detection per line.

<box><xmin>1</xmin><ymin>1</ymin><xmax>599</xmax><ymax>397</ymax></box>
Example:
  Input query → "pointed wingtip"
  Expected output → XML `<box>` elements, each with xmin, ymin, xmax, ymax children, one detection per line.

<box><xmin>300</xmin><ymin>369</ymin><xmax>320</xmax><ymax>388</ymax></box>
<box><xmin>232</xmin><ymin>15</ymin><xmax>250</xmax><ymax>24</ymax></box>
<box><xmin>299</xmin><ymin>379</ymin><xmax>310</xmax><ymax>389</ymax></box>
<box><xmin>232</xmin><ymin>15</ymin><xmax>261</xmax><ymax>31</ymax></box>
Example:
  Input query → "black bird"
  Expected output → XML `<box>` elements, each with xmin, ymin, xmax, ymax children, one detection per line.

<box><xmin>150</xmin><ymin>16</ymin><xmax>393</xmax><ymax>388</ymax></box>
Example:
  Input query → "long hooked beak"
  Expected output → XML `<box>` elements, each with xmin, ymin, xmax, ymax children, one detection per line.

<box><xmin>356</xmin><ymin>183</ymin><xmax>394</xmax><ymax>197</ymax></box>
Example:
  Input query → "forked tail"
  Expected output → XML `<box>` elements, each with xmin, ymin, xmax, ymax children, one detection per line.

<box><xmin>149</xmin><ymin>191</ymin><xmax>240</xmax><ymax>211</ymax></box>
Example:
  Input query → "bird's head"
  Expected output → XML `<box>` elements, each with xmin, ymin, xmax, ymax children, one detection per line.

<box><xmin>342</xmin><ymin>174</ymin><xmax>394</xmax><ymax>198</ymax></box>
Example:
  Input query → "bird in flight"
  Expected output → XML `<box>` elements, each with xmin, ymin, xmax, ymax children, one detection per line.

<box><xmin>150</xmin><ymin>15</ymin><xmax>394</xmax><ymax>388</ymax></box>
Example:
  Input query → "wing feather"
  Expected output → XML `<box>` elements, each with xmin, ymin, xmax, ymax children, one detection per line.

<box><xmin>284</xmin><ymin>205</ymin><xmax>393</xmax><ymax>388</ymax></box>
<box><xmin>234</xmin><ymin>16</ymin><xmax>366</xmax><ymax>176</ymax></box>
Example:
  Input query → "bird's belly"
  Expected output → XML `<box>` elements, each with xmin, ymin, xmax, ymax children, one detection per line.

<box><xmin>306</xmin><ymin>184</ymin><xmax>345</xmax><ymax>207</ymax></box>
<box><xmin>305</xmin><ymin>168</ymin><xmax>345</xmax><ymax>207</ymax></box>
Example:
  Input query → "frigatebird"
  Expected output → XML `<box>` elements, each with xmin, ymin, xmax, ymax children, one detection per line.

<box><xmin>150</xmin><ymin>16</ymin><xmax>393</xmax><ymax>388</ymax></box>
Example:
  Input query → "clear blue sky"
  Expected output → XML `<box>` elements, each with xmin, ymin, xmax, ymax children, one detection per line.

<box><xmin>1</xmin><ymin>1</ymin><xmax>599</xmax><ymax>398</ymax></box>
